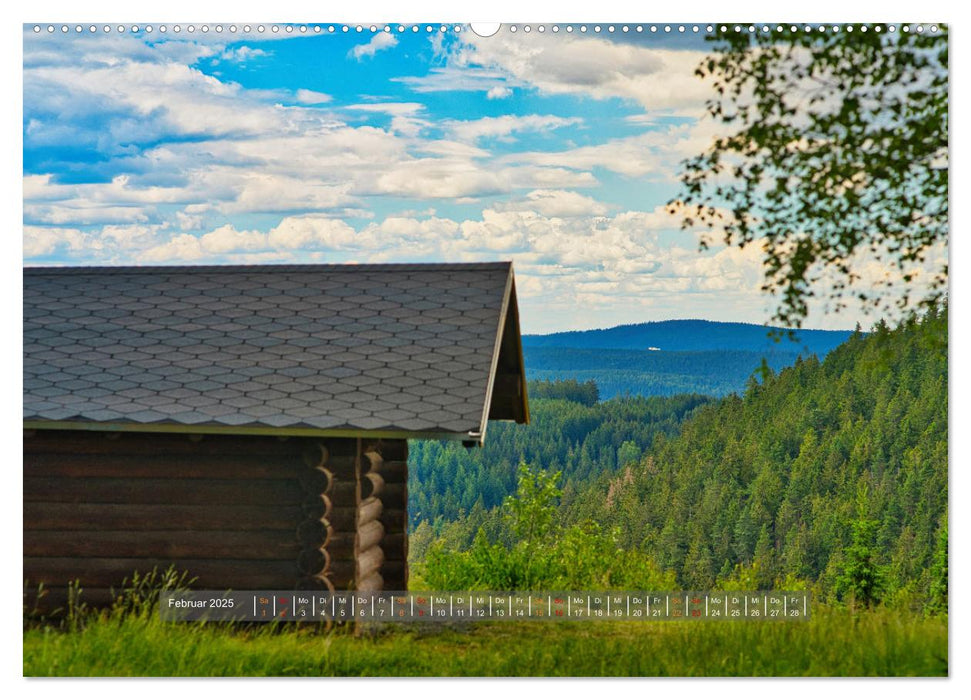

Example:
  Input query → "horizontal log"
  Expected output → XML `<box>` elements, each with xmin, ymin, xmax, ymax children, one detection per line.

<box><xmin>375</xmin><ymin>482</ymin><xmax>406</xmax><ymax>506</ymax></box>
<box><xmin>374</xmin><ymin>460</ymin><xmax>407</xmax><ymax>484</ymax></box>
<box><xmin>24</xmin><ymin>557</ymin><xmax>302</xmax><ymax>589</ymax></box>
<box><xmin>323</xmin><ymin>507</ymin><xmax>356</xmax><ymax>532</ymax></box>
<box><xmin>297</xmin><ymin>547</ymin><xmax>330</xmax><ymax>576</ymax></box>
<box><xmin>320</xmin><ymin>439</ymin><xmax>359</xmax><ymax>459</ymax></box>
<box><xmin>324</xmin><ymin>561</ymin><xmax>355</xmax><ymax>589</ymax></box>
<box><xmin>327</xmin><ymin>474</ymin><xmax>384</xmax><ymax>503</ymax></box>
<box><xmin>322</xmin><ymin>541</ymin><xmax>357</xmax><ymax>561</ymax></box>
<box><xmin>320</xmin><ymin>560</ymin><xmax>405</xmax><ymax>591</ymax></box>
<box><xmin>356</xmin><ymin>572</ymin><xmax>383</xmax><ymax>593</ymax></box>
<box><xmin>362</xmin><ymin>472</ymin><xmax>385</xmax><ymax>499</ymax></box>
<box><xmin>24</xmin><ymin>503</ymin><xmax>304</xmax><ymax>531</ymax></box>
<box><xmin>380</xmin><ymin>564</ymin><xmax>407</xmax><ymax>592</ymax></box>
<box><xmin>382</xmin><ymin>533</ymin><xmax>407</xmax><ymax>560</ymax></box>
<box><xmin>23</xmin><ymin>452</ymin><xmax>306</xmax><ymax>480</ymax></box>
<box><xmin>296</xmin><ymin>518</ymin><xmax>332</xmax><ymax>547</ymax></box>
<box><xmin>24</xmin><ymin>530</ymin><xmax>300</xmax><ymax>560</ymax></box>
<box><xmin>357</xmin><ymin>520</ymin><xmax>385</xmax><ymax>553</ymax></box>
<box><xmin>24</xmin><ymin>477</ymin><xmax>303</xmax><ymax>506</ymax></box>
<box><xmin>24</xmin><ymin>431</ymin><xmax>316</xmax><ymax>457</ymax></box>
<box><xmin>357</xmin><ymin>497</ymin><xmax>383</xmax><ymax>527</ymax></box>
<box><xmin>322</xmin><ymin>455</ymin><xmax>358</xmax><ymax>479</ymax></box>
<box><xmin>378</xmin><ymin>561</ymin><xmax>406</xmax><ymax>584</ymax></box>
<box><xmin>356</xmin><ymin>546</ymin><xmax>385</xmax><ymax>581</ymax></box>
<box><xmin>301</xmin><ymin>444</ymin><xmax>327</xmax><ymax>469</ymax></box>
<box><xmin>329</xmin><ymin>479</ymin><xmax>359</xmax><ymax>504</ymax></box>
<box><xmin>366</xmin><ymin>440</ymin><xmax>408</xmax><ymax>462</ymax></box>
<box><xmin>361</xmin><ymin>448</ymin><xmax>383</xmax><ymax>468</ymax></box>
<box><xmin>298</xmin><ymin>467</ymin><xmax>333</xmax><ymax>495</ymax></box>
<box><xmin>25</xmin><ymin>586</ymin><xmax>119</xmax><ymax>614</ymax></box>
<box><xmin>295</xmin><ymin>575</ymin><xmax>334</xmax><ymax>593</ymax></box>
<box><xmin>378</xmin><ymin>508</ymin><xmax>407</xmax><ymax>534</ymax></box>
<box><xmin>301</xmin><ymin>494</ymin><xmax>332</xmax><ymax>519</ymax></box>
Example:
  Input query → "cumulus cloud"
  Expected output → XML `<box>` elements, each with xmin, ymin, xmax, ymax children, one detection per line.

<box><xmin>497</xmin><ymin>189</ymin><xmax>609</xmax><ymax>218</ymax></box>
<box><xmin>23</xmin><ymin>226</ymin><xmax>89</xmax><ymax>257</ymax></box>
<box><xmin>446</xmin><ymin>114</ymin><xmax>582</xmax><ymax>143</ymax></box>
<box><xmin>220</xmin><ymin>46</ymin><xmax>269</xmax><ymax>63</ymax></box>
<box><xmin>295</xmin><ymin>89</ymin><xmax>332</xmax><ymax>104</ymax></box>
<box><xmin>349</xmin><ymin>32</ymin><xmax>397</xmax><ymax>61</ymax></box>
<box><xmin>267</xmin><ymin>216</ymin><xmax>360</xmax><ymax>250</ymax></box>
<box><xmin>503</xmin><ymin>118</ymin><xmax>726</xmax><ymax>178</ymax></box>
<box><xmin>404</xmin><ymin>32</ymin><xmax>712</xmax><ymax>112</ymax></box>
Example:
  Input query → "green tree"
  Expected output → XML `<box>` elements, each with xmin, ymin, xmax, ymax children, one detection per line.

<box><xmin>928</xmin><ymin>516</ymin><xmax>948</xmax><ymax>615</ymax></box>
<box><xmin>504</xmin><ymin>463</ymin><xmax>562</xmax><ymax>546</ymax></box>
<box><xmin>837</xmin><ymin>486</ymin><xmax>888</xmax><ymax>609</ymax></box>
<box><xmin>674</xmin><ymin>25</ymin><xmax>948</xmax><ymax>327</ymax></box>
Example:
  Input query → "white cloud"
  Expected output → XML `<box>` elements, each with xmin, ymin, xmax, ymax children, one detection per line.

<box><xmin>487</xmin><ymin>86</ymin><xmax>512</xmax><ymax>100</ymax></box>
<box><xmin>267</xmin><ymin>216</ymin><xmax>361</xmax><ymax>250</ymax></box>
<box><xmin>349</xmin><ymin>32</ymin><xmax>397</xmax><ymax>61</ymax></box>
<box><xmin>446</xmin><ymin>114</ymin><xmax>582</xmax><ymax>143</ymax></box>
<box><xmin>199</xmin><ymin>224</ymin><xmax>268</xmax><ymax>253</ymax></box>
<box><xmin>140</xmin><ymin>233</ymin><xmax>205</xmax><ymax>262</ymax></box>
<box><xmin>295</xmin><ymin>89</ymin><xmax>332</xmax><ymax>104</ymax></box>
<box><xmin>220</xmin><ymin>46</ymin><xmax>269</xmax><ymax>63</ymax></box>
<box><xmin>497</xmin><ymin>189</ymin><xmax>609</xmax><ymax>218</ymax></box>
<box><xmin>23</xmin><ymin>226</ymin><xmax>89</xmax><ymax>257</ymax></box>
<box><xmin>503</xmin><ymin>118</ymin><xmax>725</xmax><ymax>178</ymax></box>
<box><xmin>457</xmin><ymin>33</ymin><xmax>712</xmax><ymax>112</ymax></box>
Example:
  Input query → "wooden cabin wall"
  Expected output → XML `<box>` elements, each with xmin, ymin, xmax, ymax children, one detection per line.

<box><xmin>23</xmin><ymin>430</ymin><xmax>409</xmax><ymax>613</ymax></box>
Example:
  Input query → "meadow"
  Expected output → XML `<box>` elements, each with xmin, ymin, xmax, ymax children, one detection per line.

<box><xmin>23</xmin><ymin>602</ymin><xmax>946</xmax><ymax>677</ymax></box>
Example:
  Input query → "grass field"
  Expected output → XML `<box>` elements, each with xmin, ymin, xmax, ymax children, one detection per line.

<box><xmin>23</xmin><ymin>604</ymin><xmax>947</xmax><ymax>677</ymax></box>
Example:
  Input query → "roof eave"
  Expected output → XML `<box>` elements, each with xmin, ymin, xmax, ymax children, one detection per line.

<box><xmin>22</xmin><ymin>419</ymin><xmax>476</xmax><ymax>443</ymax></box>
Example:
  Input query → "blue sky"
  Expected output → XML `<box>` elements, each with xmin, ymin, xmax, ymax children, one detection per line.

<box><xmin>23</xmin><ymin>23</ymin><xmax>886</xmax><ymax>332</ymax></box>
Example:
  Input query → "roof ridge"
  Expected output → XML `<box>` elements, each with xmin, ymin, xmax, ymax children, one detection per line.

<box><xmin>24</xmin><ymin>262</ymin><xmax>512</xmax><ymax>275</ymax></box>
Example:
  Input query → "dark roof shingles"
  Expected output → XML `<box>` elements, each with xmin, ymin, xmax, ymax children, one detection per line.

<box><xmin>23</xmin><ymin>263</ymin><xmax>512</xmax><ymax>437</ymax></box>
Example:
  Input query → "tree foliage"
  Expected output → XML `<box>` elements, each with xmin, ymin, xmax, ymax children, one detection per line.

<box><xmin>413</xmin><ymin>308</ymin><xmax>948</xmax><ymax>612</ymax></box>
<box><xmin>674</xmin><ymin>25</ymin><xmax>948</xmax><ymax>327</ymax></box>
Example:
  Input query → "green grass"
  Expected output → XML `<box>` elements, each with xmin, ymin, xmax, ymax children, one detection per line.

<box><xmin>23</xmin><ymin>605</ymin><xmax>947</xmax><ymax>677</ymax></box>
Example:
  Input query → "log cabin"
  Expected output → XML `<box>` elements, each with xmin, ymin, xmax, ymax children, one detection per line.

<box><xmin>23</xmin><ymin>262</ymin><xmax>529</xmax><ymax>611</ymax></box>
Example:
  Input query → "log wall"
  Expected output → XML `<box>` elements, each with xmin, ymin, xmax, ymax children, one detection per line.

<box><xmin>23</xmin><ymin>430</ymin><xmax>409</xmax><ymax>613</ymax></box>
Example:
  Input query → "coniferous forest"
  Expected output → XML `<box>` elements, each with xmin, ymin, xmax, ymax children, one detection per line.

<box><xmin>409</xmin><ymin>308</ymin><xmax>948</xmax><ymax>613</ymax></box>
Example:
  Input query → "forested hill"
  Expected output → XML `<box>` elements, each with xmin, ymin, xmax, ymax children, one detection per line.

<box><xmin>408</xmin><ymin>392</ymin><xmax>711</xmax><ymax>528</ymax></box>
<box><xmin>524</xmin><ymin>319</ymin><xmax>854</xmax><ymax>355</ymax></box>
<box><xmin>564</xmin><ymin>308</ymin><xmax>947</xmax><ymax>603</ymax></box>
<box><xmin>521</xmin><ymin>319</ymin><xmax>857</xmax><ymax>399</ymax></box>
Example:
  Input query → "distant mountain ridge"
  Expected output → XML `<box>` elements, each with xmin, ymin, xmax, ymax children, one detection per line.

<box><xmin>523</xmin><ymin>319</ymin><xmax>856</xmax><ymax>357</ymax></box>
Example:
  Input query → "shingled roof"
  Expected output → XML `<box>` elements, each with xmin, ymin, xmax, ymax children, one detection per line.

<box><xmin>23</xmin><ymin>263</ymin><xmax>529</xmax><ymax>443</ymax></box>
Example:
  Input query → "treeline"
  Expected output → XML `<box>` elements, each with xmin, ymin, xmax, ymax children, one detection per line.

<box><xmin>414</xmin><ymin>308</ymin><xmax>948</xmax><ymax>611</ymax></box>
<box><xmin>566</xmin><ymin>308</ymin><xmax>947</xmax><ymax>605</ymax></box>
<box><xmin>407</xmin><ymin>391</ymin><xmax>711</xmax><ymax>529</ymax></box>
<box><xmin>524</xmin><ymin>348</ymin><xmax>806</xmax><ymax>398</ymax></box>
<box><xmin>527</xmin><ymin>378</ymin><xmax>599</xmax><ymax>405</ymax></box>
